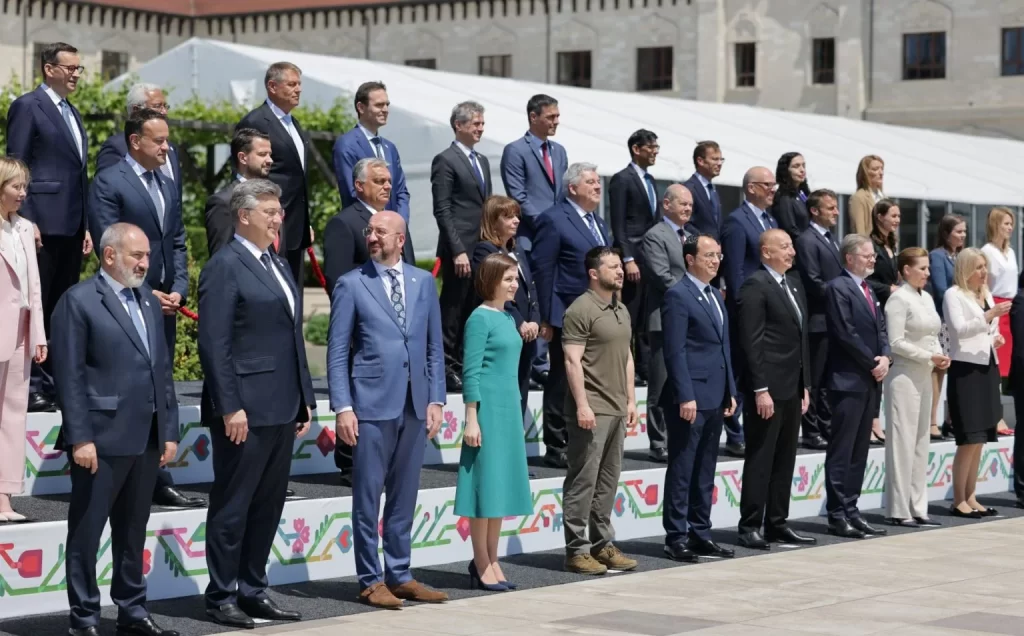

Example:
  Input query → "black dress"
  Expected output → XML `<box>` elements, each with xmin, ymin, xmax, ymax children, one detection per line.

<box><xmin>948</xmin><ymin>301</ymin><xmax>1001</xmax><ymax>446</ymax></box>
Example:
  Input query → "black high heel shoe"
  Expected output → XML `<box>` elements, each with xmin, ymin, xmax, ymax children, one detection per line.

<box><xmin>468</xmin><ymin>561</ymin><xmax>508</xmax><ymax>592</ymax></box>
<box><xmin>949</xmin><ymin>506</ymin><xmax>982</xmax><ymax>519</ymax></box>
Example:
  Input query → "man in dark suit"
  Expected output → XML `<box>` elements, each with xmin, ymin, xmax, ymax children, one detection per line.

<box><xmin>333</xmin><ymin>81</ymin><xmax>410</xmax><ymax>222</ymax></box>
<box><xmin>87</xmin><ymin>109</ymin><xmax>188</xmax><ymax>354</ymax></box>
<box><xmin>532</xmin><ymin>162</ymin><xmax>610</xmax><ymax>468</ymax></box>
<box><xmin>640</xmin><ymin>184</ymin><xmax>692</xmax><ymax>463</ymax></box>
<box><xmin>431</xmin><ymin>101</ymin><xmax>492</xmax><ymax>391</ymax></box>
<box><xmin>609</xmin><ymin>129</ymin><xmax>660</xmax><ymax>388</ymax></box>
<box><xmin>795</xmin><ymin>189</ymin><xmax>844</xmax><ymax>451</ymax></box>
<box><xmin>199</xmin><ymin>179</ymin><xmax>315</xmax><ymax>629</ymax></box>
<box><xmin>682</xmin><ymin>141</ymin><xmax>724</xmax><ymax>242</ymax></box>
<box><xmin>236</xmin><ymin>61</ymin><xmax>313</xmax><ymax>290</ymax></box>
<box><xmin>205</xmin><ymin>128</ymin><xmax>274</xmax><ymax>257</ymax></box>
<box><xmin>51</xmin><ymin>223</ymin><xmax>179</xmax><ymax>636</ymax></box>
<box><xmin>823</xmin><ymin>233</ymin><xmax>891</xmax><ymax>539</ymax></box>
<box><xmin>660</xmin><ymin>235</ymin><xmax>737</xmax><ymax>561</ymax></box>
<box><xmin>735</xmin><ymin>229</ymin><xmax>816</xmax><ymax>550</ymax></box>
<box><xmin>1007</xmin><ymin>272</ymin><xmax>1024</xmax><ymax>509</ymax></box>
<box><xmin>96</xmin><ymin>83</ymin><xmax>182</xmax><ymax>201</ymax></box>
<box><xmin>6</xmin><ymin>41</ymin><xmax>92</xmax><ymax>412</ymax></box>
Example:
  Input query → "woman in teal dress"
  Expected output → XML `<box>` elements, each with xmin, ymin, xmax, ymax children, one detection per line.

<box><xmin>454</xmin><ymin>253</ymin><xmax>533</xmax><ymax>592</ymax></box>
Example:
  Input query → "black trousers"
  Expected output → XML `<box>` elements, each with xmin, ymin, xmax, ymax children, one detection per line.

<box><xmin>439</xmin><ymin>256</ymin><xmax>474</xmax><ymax>374</ymax></box>
<box><xmin>621</xmin><ymin>275</ymin><xmax>649</xmax><ymax>380</ymax></box>
<box><xmin>518</xmin><ymin>338</ymin><xmax>536</xmax><ymax>418</ymax></box>
<box><xmin>824</xmin><ymin>386</ymin><xmax>878</xmax><ymax>522</ymax></box>
<box><xmin>31</xmin><ymin>232</ymin><xmax>84</xmax><ymax>395</ymax></box>
<box><xmin>205</xmin><ymin>423</ymin><xmax>293</xmax><ymax>608</ymax></box>
<box><xmin>662</xmin><ymin>403</ymin><xmax>724</xmax><ymax>545</ymax></box>
<box><xmin>542</xmin><ymin>327</ymin><xmax>569</xmax><ymax>455</ymax></box>
<box><xmin>1013</xmin><ymin>393</ymin><xmax>1024</xmax><ymax>503</ymax></box>
<box><xmin>66</xmin><ymin>428</ymin><xmax>160</xmax><ymax>629</ymax></box>
<box><xmin>802</xmin><ymin>331</ymin><xmax>832</xmax><ymax>439</ymax></box>
<box><xmin>738</xmin><ymin>393</ymin><xmax>802</xmax><ymax>534</ymax></box>
<box><xmin>646</xmin><ymin>331</ymin><xmax>668</xmax><ymax>452</ymax></box>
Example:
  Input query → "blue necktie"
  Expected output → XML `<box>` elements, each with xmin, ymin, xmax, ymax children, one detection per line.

<box><xmin>761</xmin><ymin>211</ymin><xmax>774</xmax><ymax>231</ymax></box>
<box><xmin>370</xmin><ymin>137</ymin><xmax>384</xmax><ymax>160</ymax></box>
<box><xmin>59</xmin><ymin>100</ymin><xmax>81</xmax><ymax>158</ymax></box>
<box><xmin>644</xmin><ymin>173</ymin><xmax>657</xmax><ymax>215</ymax></box>
<box><xmin>704</xmin><ymin>285</ymin><xmax>722</xmax><ymax>334</ymax></box>
<box><xmin>584</xmin><ymin>213</ymin><xmax>605</xmax><ymax>246</ymax></box>
<box><xmin>708</xmin><ymin>183</ymin><xmax>721</xmax><ymax>221</ymax></box>
<box><xmin>469</xmin><ymin>151</ymin><xmax>486</xmax><ymax>195</ymax></box>
<box><xmin>120</xmin><ymin>288</ymin><xmax>150</xmax><ymax>356</ymax></box>
<box><xmin>143</xmin><ymin>171</ymin><xmax>165</xmax><ymax>228</ymax></box>
<box><xmin>385</xmin><ymin>268</ymin><xmax>407</xmax><ymax>332</ymax></box>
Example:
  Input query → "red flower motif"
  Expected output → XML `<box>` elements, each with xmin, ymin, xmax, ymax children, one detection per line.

<box><xmin>142</xmin><ymin>549</ymin><xmax>152</xmax><ymax>576</ymax></box>
<box><xmin>16</xmin><ymin>549</ymin><xmax>43</xmax><ymax>578</ymax></box>
<box><xmin>712</xmin><ymin>486</ymin><xmax>719</xmax><ymax>505</ymax></box>
<box><xmin>456</xmin><ymin>516</ymin><xmax>471</xmax><ymax>541</ymax></box>
<box><xmin>642</xmin><ymin>484</ymin><xmax>659</xmax><ymax>506</ymax></box>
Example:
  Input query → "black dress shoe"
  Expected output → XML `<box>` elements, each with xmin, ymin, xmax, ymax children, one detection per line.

<box><xmin>973</xmin><ymin>507</ymin><xmax>998</xmax><ymax>517</ymax></box>
<box><xmin>1016</xmin><ymin>500</ymin><xmax>1024</xmax><ymax>510</ymax></box>
<box><xmin>849</xmin><ymin>518</ymin><xmax>887</xmax><ymax>535</ymax></box>
<box><xmin>116</xmin><ymin>616</ymin><xmax>180</xmax><ymax>636</ymax></box>
<box><xmin>69</xmin><ymin>628</ymin><xmax>100</xmax><ymax>636</ymax></box>
<box><xmin>445</xmin><ymin>371</ymin><xmax>463</xmax><ymax>393</ymax></box>
<box><xmin>663</xmin><ymin>543</ymin><xmax>697</xmax><ymax>562</ymax></box>
<box><xmin>827</xmin><ymin>519</ymin><xmax>865</xmax><ymax>539</ymax></box>
<box><xmin>686</xmin><ymin>538</ymin><xmax>735</xmax><ymax>558</ymax></box>
<box><xmin>949</xmin><ymin>507</ymin><xmax>982</xmax><ymax>519</ymax></box>
<box><xmin>765</xmin><ymin>527</ymin><xmax>816</xmax><ymax>545</ymax></box>
<box><xmin>648</xmin><ymin>448</ymin><xmax>668</xmax><ymax>463</ymax></box>
<box><xmin>543</xmin><ymin>451</ymin><xmax>567</xmax><ymax>469</ymax></box>
<box><xmin>339</xmin><ymin>471</ymin><xmax>353</xmax><ymax>488</ymax></box>
<box><xmin>153</xmin><ymin>487</ymin><xmax>205</xmax><ymax>508</ymax></box>
<box><xmin>801</xmin><ymin>435</ymin><xmax>827</xmax><ymax>451</ymax></box>
<box><xmin>28</xmin><ymin>392</ymin><xmax>57</xmax><ymax>413</ymax></box>
<box><xmin>531</xmin><ymin>369</ymin><xmax>549</xmax><ymax>387</ymax></box>
<box><xmin>723</xmin><ymin>443</ymin><xmax>745</xmax><ymax>458</ymax></box>
<box><xmin>737</xmin><ymin>531</ymin><xmax>770</xmax><ymax>550</ymax></box>
<box><xmin>914</xmin><ymin>517</ymin><xmax>940</xmax><ymax>527</ymax></box>
<box><xmin>529</xmin><ymin>379</ymin><xmax>543</xmax><ymax>391</ymax></box>
<box><xmin>207</xmin><ymin>604</ymin><xmax>255</xmax><ymax>629</ymax></box>
<box><xmin>886</xmin><ymin>518</ymin><xmax>919</xmax><ymax>528</ymax></box>
<box><xmin>239</xmin><ymin>597</ymin><xmax>301</xmax><ymax>621</ymax></box>
<box><xmin>634</xmin><ymin>374</ymin><xmax>647</xmax><ymax>388</ymax></box>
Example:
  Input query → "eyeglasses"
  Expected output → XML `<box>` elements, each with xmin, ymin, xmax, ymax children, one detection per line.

<box><xmin>751</xmin><ymin>181</ymin><xmax>779</xmax><ymax>191</ymax></box>
<box><xmin>50</xmin><ymin>63</ymin><xmax>85</xmax><ymax>75</ymax></box>
<box><xmin>245</xmin><ymin>207</ymin><xmax>284</xmax><ymax>219</ymax></box>
<box><xmin>362</xmin><ymin>226</ymin><xmax>395</xmax><ymax>239</ymax></box>
<box><xmin>701</xmin><ymin>253</ymin><xmax>724</xmax><ymax>261</ymax></box>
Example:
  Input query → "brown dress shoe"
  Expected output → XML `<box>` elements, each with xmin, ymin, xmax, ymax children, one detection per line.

<box><xmin>359</xmin><ymin>582</ymin><xmax>404</xmax><ymax>609</ymax></box>
<box><xmin>389</xmin><ymin>580</ymin><xmax>449</xmax><ymax>603</ymax></box>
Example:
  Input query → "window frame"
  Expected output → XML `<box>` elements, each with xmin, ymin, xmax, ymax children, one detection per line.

<box><xmin>735</xmin><ymin>42</ymin><xmax>756</xmax><ymax>88</ymax></box>
<box><xmin>902</xmin><ymin>32</ymin><xmax>947</xmax><ymax>80</ymax></box>
<box><xmin>636</xmin><ymin>46</ymin><xmax>674</xmax><ymax>91</ymax></box>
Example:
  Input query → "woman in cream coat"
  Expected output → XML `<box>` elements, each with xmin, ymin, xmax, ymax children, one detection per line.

<box><xmin>883</xmin><ymin>247</ymin><xmax>948</xmax><ymax>527</ymax></box>
<box><xmin>943</xmin><ymin>248</ymin><xmax>1011</xmax><ymax>519</ymax></box>
<box><xmin>0</xmin><ymin>157</ymin><xmax>46</xmax><ymax>522</ymax></box>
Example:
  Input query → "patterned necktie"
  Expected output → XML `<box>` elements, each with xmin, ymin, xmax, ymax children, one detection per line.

<box><xmin>584</xmin><ymin>213</ymin><xmax>604</xmax><ymax>246</ymax></box>
<box><xmin>703</xmin><ymin>285</ymin><xmax>722</xmax><ymax>333</ymax></box>
<box><xmin>469</xmin><ymin>151</ymin><xmax>486</xmax><ymax>195</ymax></box>
<box><xmin>677</xmin><ymin>228</ymin><xmax>686</xmax><ymax>244</ymax></box>
<box><xmin>860</xmin><ymin>280</ymin><xmax>876</xmax><ymax>317</ymax></box>
<box><xmin>644</xmin><ymin>173</ymin><xmax>657</xmax><ymax>215</ymax></box>
<box><xmin>385</xmin><ymin>268</ymin><xmax>407</xmax><ymax>332</ymax></box>
<box><xmin>59</xmin><ymin>100</ymin><xmax>81</xmax><ymax>158</ymax></box>
<box><xmin>143</xmin><ymin>171</ymin><xmax>165</xmax><ymax>227</ymax></box>
<box><xmin>371</xmin><ymin>137</ymin><xmax>384</xmax><ymax>160</ymax></box>
<box><xmin>120</xmin><ymin>288</ymin><xmax>150</xmax><ymax>356</ymax></box>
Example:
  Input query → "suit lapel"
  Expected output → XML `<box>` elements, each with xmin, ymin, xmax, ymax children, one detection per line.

<box><xmin>684</xmin><ymin>277</ymin><xmax>723</xmax><ymax>341</ymax></box>
<box><xmin>564</xmin><ymin>203</ymin><xmax>603</xmax><ymax>248</ymax></box>
<box><xmin>140</xmin><ymin>289</ymin><xmax>161</xmax><ymax>364</ymax></box>
<box><xmin>35</xmin><ymin>88</ymin><xmax>83</xmax><ymax>164</ymax></box>
<box><xmin>359</xmin><ymin>261</ymin><xmax>404</xmax><ymax>331</ymax></box>
<box><xmin>628</xmin><ymin>167</ymin><xmax>656</xmax><ymax>216</ymax></box>
<box><xmin>449</xmin><ymin>145</ymin><xmax>485</xmax><ymax>203</ymax></box>
<box><xmin>813</xmin><ymin>227</ymin><xmax>843</xmax><ymax>267</ymax></box>
<box><xmin>526</xmin><ymin>134</ymin><xmax>555</xmax><ymax>190</ymax></box>
<box><xmin>120</xmin><ymin>162</ymin><xmax>162</xmax><ymax>230</ymax></box>
<box><xmin>402</xmin><ymin>268</ymin><xmax>417</xmax><ymax>329</ymax></box>
<box><xmin>766</xmin><ymin>270</ymin><xmax>801</xmax><ymax>326</ymax></box>
<box><xmin>261</xmin><ymin>103</ymin><xmax>303</xmax><ymax>167</ymax></box>
<box><xmin>229</xmin><ymin>241</ymin><xmax>293</xmax><ymax>318</ymax></box>
<box><xmin>96</xmin><ymin>277</ymin><xmax>151</xmax><ymax>360</ymax></box>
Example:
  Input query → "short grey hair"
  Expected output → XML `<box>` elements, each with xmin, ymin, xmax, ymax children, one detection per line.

<box><xmin>231</xmin><ymin>178</ymin><xmax>282</xmax><ymax>223</ymax></box>
<box><xmin>265</xmin><ymin>61</ymin><xmax>301</xmax><ymax>86</ymax></box>
<box><xmin>450</xmin><ymin>101</ymin><xmax>484</xmax><ymax>131</ymax></box>
<box><xmin>840</xmin><ymin>233</ymin><xmax>872</xmax><ymax>262</ymax></box>
<box><xmin>126</xmin><ymin>82</ymin><xmax>162</xmax><ymax>115</ymax></box>
<box><xmin>99</xmin><ymin>222</ymin><xmax>143</xmax><ymax>253</ymax></box>
<box><xmin>353</xmin><ymin>157</ymin><xmax>389</xmax><ymax>183</ymax></box>
<box><xmin>565</xmin><ymin>162</ymin><xmax>598</xmax><ymax>188</ymax></box>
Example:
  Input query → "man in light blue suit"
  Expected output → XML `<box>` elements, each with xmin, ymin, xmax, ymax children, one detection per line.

<box><xmin>333</xmin><ymin>82</ymin><xmax>410</xmax><ymax>222</ymax></box>
<box><xmin>327</xmin><ymin>210</ymin><xmax>448</xmax><ymax>609</ymax></box>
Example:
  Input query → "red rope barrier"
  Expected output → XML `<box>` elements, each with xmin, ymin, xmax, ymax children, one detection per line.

<box><xmin>432</xmin><ymin>258</ymin><xmax>441</xmax><ymax>278</ymax></box>
<box><xmin>179</xmin><ymin>306</ymin><xmax>199</xmax><ymax>321</ymax></box>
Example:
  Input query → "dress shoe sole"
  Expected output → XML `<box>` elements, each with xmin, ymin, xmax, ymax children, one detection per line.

<box><xmin>360</xmin><ymin>599</ymin><xmax>403</xmax><ymax>610</ymax></box>
<box><xmin>205</xmin><ymin>611</ymin><xmax>255</xmax><ymax>629</ymax></box>
<box><xmin>827</xmin><ymin>529</ymin><xmax>865</xmax><ymax>539</ymax></box>
<box><xmin>739</xmin><ymin>542</ymin><xmax>770</xmax><ymax>551</ymax></box>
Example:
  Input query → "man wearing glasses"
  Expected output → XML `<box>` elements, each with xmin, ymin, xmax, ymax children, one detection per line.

<box><xmin>6</xmin><ymin>41</ymin><xmax>93</xmax><ymax>414</ymax></box>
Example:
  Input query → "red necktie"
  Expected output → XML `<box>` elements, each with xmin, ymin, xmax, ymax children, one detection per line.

<box><xmin>541</xmin><ymin>142</ymin><xmax>554</xmax><ymax>184</ymax></box>
<box><xmin>860</xmin><ymin>280</ymin><xmax>875</xmax><ymax>317</ymax></box>
<box><xmin>273</xmin><ymin>211</ymin><xmax>285</xmax><ymax>253</ymax></box>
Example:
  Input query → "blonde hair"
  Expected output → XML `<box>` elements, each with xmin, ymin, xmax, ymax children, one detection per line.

<box><xmin>855</xmin><ymin>154</ymin><xmax>884</xmax><ymax>191</ymax></box>
<box><xmin>952</xmin><ymin>247</ymin><xmax>989</xmax><ymax>296</ymax></box>
<box><xmin>985</xmin><ymin>206</ymin><xmax>1014</xmax><ymax>252</ymax></box>
<box><xmin>0</xmin><ymin>156</ymin><xmax>29</xmax><ymax>193</ymax></box>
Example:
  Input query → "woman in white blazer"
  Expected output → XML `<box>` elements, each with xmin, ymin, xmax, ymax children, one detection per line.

<box><xmin>943</xmin><ymin>248</ymin><xmax>1011</xmax><ymax>519</ymax></box>
<box><xmin>884</xmin><ymin>248</ymin><xmax>949</xmax><ymax>527</ymax></box>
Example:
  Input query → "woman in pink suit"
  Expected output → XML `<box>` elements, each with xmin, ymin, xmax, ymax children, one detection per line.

<box><xmin>0</xmin><ymin>157</ymin><xmax>47</xmax><ymax>522</ymax></box>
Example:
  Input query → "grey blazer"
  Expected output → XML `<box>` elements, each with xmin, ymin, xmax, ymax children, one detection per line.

<box><xmin>641</xmin><ymin>220</ymin><xmax>689</xmax><ymax>332</ymax></box>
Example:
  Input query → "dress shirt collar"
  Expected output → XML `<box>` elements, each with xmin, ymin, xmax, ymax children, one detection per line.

<box><xmin>695</xmin><ymin>172</ymin><xmax>712</xmax><ymax>189</ymax></box>
<box><xmin>41</xmin><ymin>84</ymin><xmax>64</xmax><ymax>106</ymax></box>
<box><xmin>810</xmin><ymin>221</ymin><xmax>831</xmax><ymax>237</ymax></box>
<box><xmin>845</xmin><ymin>270</ymin><xmax>866</xmax><ymax>287</ymax></box>
<box><xmin>764</xmin><ymin>265</ymin><xmax>787</xmax><ymax>283</ymax></box>
<box><xmin>355</xmin><ymin>198</ymin><xmax>378</xmax><ymax>215</ymax></box>
<box><xmin>454</xmin><ymin>140</ymin><xmax>476</xmax><ymax>157</ymax></box>
<box><xmin>99</xmin><ymin>269</ymin><xmax>129</xmax><ymax>298</ymax></box>
<box><xmin>266</xmin><ymin>99</ymin><xmax>293</xmax><ymax>122</ymax></box>
<box><xmin>236</xmin><ymin>174</ymin><xmax>247</xmax><ymax>183</ymax></box>
<box><xmin>686</xmin><ymin>272</ymin><xmax>715</xmax><ymax>294</ymax></box>
<box><xmin>745</xmin><ymin>200</ymin><xmax>767</xmax><ymax>217</ymax></box>
<box><xmin>0</xmin><ymin>213</ymin><xmax>16</xmax><ymax>233</ymax></box>
<box><xmin>567</xmin><ymin>198</ymin><xmax>592</xmax><ymax>220</ymax></box>
<box><xmin>358</xmin><ymin>123</ymin><xmax>380</xmax><ymax>141</ymax></box>
<box><xmin>372</xmin><ymin>259</ymin><xmax>404</xmax><ymax>278</ymax></box>
<box><xmin>631</xmin><ymin>163</ymin><xmax>648</xmax><ymax>180</ymax></box>
<box><xmin>663</xmin><ymin>216</ymin><xmax>685</xmax><ymax>236</ymax></box>
<box><xmin>125</xmin><ymin>153</ymin><xmax>151</xmax><ymax>178</ymax></box>
<box><xmin>233</xmin><ymin>233</ymin><xmax>269</xmax><ymax>260</ymax></box>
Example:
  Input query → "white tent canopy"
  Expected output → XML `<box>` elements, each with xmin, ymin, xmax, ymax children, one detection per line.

<box><xmin>111</xmin><ymin>38</ymin><xmax>1024</xmax><ymax>256</ymax></box>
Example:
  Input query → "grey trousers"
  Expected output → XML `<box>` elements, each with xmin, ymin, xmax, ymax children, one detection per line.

<box><xmin>563</xmin><ymin>414</ymin><xmax>626</xmax><ymax>556</ymax></box>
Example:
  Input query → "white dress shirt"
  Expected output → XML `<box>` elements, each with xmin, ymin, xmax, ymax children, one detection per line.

<box><xmin>663</xmin><ymin>216</ymin><xmax>688</xmax><ymax>240</ymax></box>
<box><xmin>372</xmin><ymin>258</ymin><xmax>406</xmax><ymax>309</ymax></box>
<box><xmin>267</xmin><ymin>99</ymin><xmax>305</xmax><ymax>170</ymax></box>
<box><xmin>42</xmin><ymin>83</ymin><xmax>83</xmax><ymax>158</ymax></box>
<box><xmin>0</xmin><ymin>215</ymin><xmax>30</xmax><ymax>308</ymax></box>
<box><xmin>686</xmin><ymin>272</ymin><xmax>723</xmax><ymax>324</ymax></box>
<box><xmin>100</xmin><ymin>270</ymin><xmax>148</xmax><ymax>337</ymax></box>
<box><xmin>233</xmin><ymin>233</ymin><xmax>295</xmax><ymax>316</ymax></box>
<box><xmin>125</xmin><ymin>154</ymin><xmax>166</xmax><ymax>215</ymax></box>
<box><xmin>745</xmin><ymin>201</ymin><xmax>771</xmax><ymax>231</ymax></box>
<box><xmin>696</xmin><ymin>172</ymin><xmax>714</xmax><ymax>202</ymax></box>
<box><xmin>567</xmin><ymin>199</ymin><xmax>604</xmax><ymax>245</ymax></box>
<box><xmin>981</xmin><ymin>243</ymin><xmax>1019</xmax><ymax>298</ymax></box>
<box><xmin>358</xmin><ymin>123</ymin><xmax>386</xmax><ymax>162</ymax></box>
<box><xmin>454</xmin><ymin>140</ymin><xmax>486</xmax><ymax>184</ymax></box>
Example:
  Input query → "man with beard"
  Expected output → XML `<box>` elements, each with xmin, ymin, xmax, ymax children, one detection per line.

<box><xmin>52</xmin><ymin>223</ymin><xmax>180</xmax><ymax>636</ymax></box>
<box><xmin>205</xmin><ymin>128</ymin><xmax>274</xmax><ymax>257</ymax></box>
<box><xmin>560</xmin><ymin>247</ymin><xmax>639</xmax><ymax>575</ymax></box>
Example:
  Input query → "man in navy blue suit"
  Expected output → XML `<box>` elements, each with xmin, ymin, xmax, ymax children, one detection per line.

<box><xmin>660</xmin><ymin>234</ymin><xmax>737</xmax><ymax>562</ymax></box>
<box><xmin>532</xmin><ymin>162</ymin><xmax>610</xmax><ymax>468</ymax></box>
<box><xmin>334</xmin><ymin>81</ymin><xmax>410</xmax><ymax>223</ymax></box>
<box><xmin>88</xmin><ymin>108</ymin><xmax>188</xmax><ymax>354</ymax></box>
<box><xmin>51</xmin><ymin>223</ymin><xmax>179</xmax><ymax>636</ymax></box>
<box><xmin>682</xmin><ymin>141</ymin><xmax>724</xmax><ymax>241</ymax></box>
<box><xmin>795</xmin><ymin>189</ymin><xmax>844</xmax><ymax>450</ymax></box>
<box><xmin>327</xmin><ymin>210</ymin><xmax>448</xmax><ymax>609</ymax></box>
<box><xmin>96</xmin><ymin>83</ymin><xmax>182</xmax><ymax>201</ymax></box>
<box><xmin>6</xmin><ymin>41</ymin><xmax>93</xmax><ymax>412</ymax></box>
<box><xmin>823</xmin><ymin>233</ymin><xmax>891</xmax><ymax>539</ymax></box>
<box><xmin>199</xmin><ymin>179</ymin><xmax>315</xmax><ymax>629</ymax></box>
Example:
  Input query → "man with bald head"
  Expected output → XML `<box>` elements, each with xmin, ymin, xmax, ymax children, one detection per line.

<box><xmin>735</xmin><ymin>229</ymin><xmax>815</xmax><ymax>549</ymax></box>
<box><xmin>328</xmin><ymin>210</ymin><xmax>448</xmax><ymax>609</ymax></box>
<box><xmin>719</xmin><ymin>166</ymin><xmax>779</xmax><ymax>456</ymax></box>
<box><xmin>640</xmin><ymin>184</ymin><xmax>694</xmax><ymax>461</ymax></box>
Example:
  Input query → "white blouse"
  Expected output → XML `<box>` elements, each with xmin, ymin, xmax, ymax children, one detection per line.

<box><xmin>981</xmin><ymin>243</ymin><xmax>1018</xmax><ymax>298</ymax></box>
<box><xmin>0</xmin><ymin>215</ymin><xmax>29</xmax><ymax>309</ymax></box>
<box><xmin>885</xmin><ymin>283</ymin><xmax>942</xmax><ymax>367</ymax></box>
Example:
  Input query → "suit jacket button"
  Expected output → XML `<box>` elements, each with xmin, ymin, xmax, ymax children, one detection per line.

<box><xmin>403</xmin><ymin>362</ymin><xmax>409</xmax><ymax>368</ymax></box>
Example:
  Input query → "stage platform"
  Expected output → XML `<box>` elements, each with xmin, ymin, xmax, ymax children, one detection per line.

<box><xmin>0</xmin><ymin>382</ymin><xmax>1016</xmax><ymax>620</ymax></box>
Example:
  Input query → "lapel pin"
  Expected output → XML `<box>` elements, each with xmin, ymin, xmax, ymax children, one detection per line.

<box><xmin>412</xmin><ymin>277</ymin><xmax>417</xmax><ymax>283</ymax></box>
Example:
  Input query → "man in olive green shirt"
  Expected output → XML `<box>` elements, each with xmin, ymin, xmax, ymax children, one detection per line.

<box><xmin>561</xmin><ymin>246</ymin><xmax>639</xmax><ymax>575</ymax></box>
